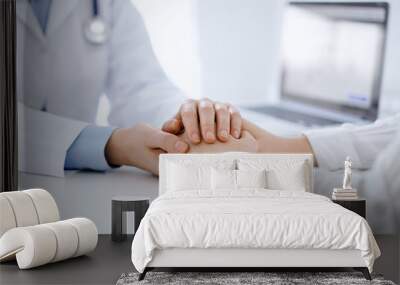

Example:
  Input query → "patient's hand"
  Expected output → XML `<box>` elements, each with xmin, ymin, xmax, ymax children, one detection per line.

<box><xmin>181</xmin><ymin>130</ymin><xmax>258</xmax><ymax>153</ymax></box>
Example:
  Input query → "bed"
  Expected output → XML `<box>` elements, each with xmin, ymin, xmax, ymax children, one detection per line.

<box><xmin>131</xmin><ymin>153</ymin><xmax>380</xmax><ymax>281</ymax></box>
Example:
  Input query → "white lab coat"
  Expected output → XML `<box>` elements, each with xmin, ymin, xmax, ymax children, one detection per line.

<box><xmin>304</xmin><ymin>114</ymin><xmax>400</xmax><ymax>233</ymax></box>
<box><xmin>17</xmin><ymin>0</ymin><xmax>185</xmax><ymax>177</ymax></box>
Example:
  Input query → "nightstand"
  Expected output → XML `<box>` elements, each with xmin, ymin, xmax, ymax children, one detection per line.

<box><xmin>111</xmin><ymin>196</ymin><xmax>150</xmax><ymax>242</ymax></box>
<box><xmin>332</xmin><ymin>199</ymin><xmax>366</xmax><ymax>218</ymax></box>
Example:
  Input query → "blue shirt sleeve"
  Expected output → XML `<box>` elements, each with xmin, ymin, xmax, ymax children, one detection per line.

<box><xmin>64</xmin><ymin>125</ymin><xmax>117</xmax><ymax>171</ymax></box>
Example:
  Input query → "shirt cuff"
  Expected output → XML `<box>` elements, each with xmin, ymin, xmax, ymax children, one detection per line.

<box><xmin>64</xmin><ymin>126</ymin><xmax>116</xmax><ymax>171</ymax></box>
<box><xmin>303</xmin><ymin>126</ymin><xmax>361</xmax><ymax>171</ymax></box>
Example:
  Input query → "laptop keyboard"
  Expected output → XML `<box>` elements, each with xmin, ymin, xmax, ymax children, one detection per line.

<box><xmin>248</xmin><ymin>106</ymin><xmax>339</xmax><ymax>126</ymax></box>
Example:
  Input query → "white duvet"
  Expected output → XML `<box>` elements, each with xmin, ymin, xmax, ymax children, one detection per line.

<box><xmin>131</xmin><ymin>190</ymin><xmax>380</xmax><ymax>273</ymax></box>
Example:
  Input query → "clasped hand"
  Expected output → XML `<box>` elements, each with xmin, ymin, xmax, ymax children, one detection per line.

<box><xmin>105</xmin><ymin>98</ymin><xmax>257</xmax><ymax>174</ymax></box>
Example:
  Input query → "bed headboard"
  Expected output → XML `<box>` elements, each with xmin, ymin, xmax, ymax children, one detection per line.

<box><xmin>159</xmin><ymin>153</ymin><xmax>314</xmax><ymax>195</ymax></box>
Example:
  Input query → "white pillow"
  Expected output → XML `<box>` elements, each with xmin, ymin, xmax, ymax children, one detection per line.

<box><xmin>236</xmin><ymin>169</ymin><xmax>267</xmax><ymax>189</ymax></box>
<box><xmin>211</xmin><ymin>169</ymin><xmax>268</xmax><ymax>190</ymax></box>
<box><xmin>237</xmin><ymin>159</ymin><xmax>308</xmax><ymax>191</ymax></box>
<box><xmin>167</xmin><ymin>163</ymin><xmax>211</xmax><ymax>191</ymax></box>
<box><xmin>267</xmin><ymin>166</ymin><xmax>306</xmax><ymax>191</ymax></box>
<box><xmin>211</xmin><ymin>169</ymin><xmax>236</xmax><ymax>190</ymax></box>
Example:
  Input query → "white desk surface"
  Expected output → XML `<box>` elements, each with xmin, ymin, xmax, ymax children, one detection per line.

<box><xmin>19</xmin><ymin>167</ymin><xmax>159</xmax><ymax>234</ymax></box>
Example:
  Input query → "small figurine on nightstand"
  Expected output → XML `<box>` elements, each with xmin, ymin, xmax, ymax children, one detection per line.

<box><xmin>343</xmin><ymin>156</ymin><xmax>352</xmax><ymax>190</ymax></box>
<box><xmin>332</xmin><ymin>156</ymin><xmax>358</xmax><ymax>200</ymax></box>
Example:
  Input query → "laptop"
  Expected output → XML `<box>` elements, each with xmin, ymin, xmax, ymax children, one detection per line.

<box><xmin>249</xmin><ymin>2</ymin><xmax>389</xmax><ymax>127</ymax></box>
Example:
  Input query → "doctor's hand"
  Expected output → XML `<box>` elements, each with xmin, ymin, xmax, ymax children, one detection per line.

<box><xmin>162</xmin><ymin>99</ymin><xmax>242</xmax><ymax>144</ymax></box>
<box><xmin>180</xmin><ymin>130</ymin><xmax>258</xmax><ymax>154</ymax></box>
<box><xmin>105</xmin><ymin>123</ymin><xmax>189</xmax><ymax>175</ymax></box>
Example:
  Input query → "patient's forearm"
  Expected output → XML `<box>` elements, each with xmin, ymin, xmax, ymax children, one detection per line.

<box><xmin>242</xmin><ymin>119</ymin><xmax>315</xmax><ymax>159</ymax></box>
<box><xmin>258</xmin><ymin>134</ymin><xmax>313</xmax><ymax>154</ymax></box>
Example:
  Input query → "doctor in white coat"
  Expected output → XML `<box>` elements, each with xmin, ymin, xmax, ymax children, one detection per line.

<box><xmin>17</xmin><ymin>0</ymin><xmax>243</xmax><ymax>177</ymax></box>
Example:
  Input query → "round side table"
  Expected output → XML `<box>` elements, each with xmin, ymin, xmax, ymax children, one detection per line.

<box><xmin>111</xmin><ymin>196</ymin><xmax>150</xmax><ymax>242</ymax></box>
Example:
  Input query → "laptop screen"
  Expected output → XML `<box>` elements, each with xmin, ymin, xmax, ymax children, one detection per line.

<box><xmin>281</xmin><ymin>2</ymin><xmax>388</xmax><ymax>120</ymax></box>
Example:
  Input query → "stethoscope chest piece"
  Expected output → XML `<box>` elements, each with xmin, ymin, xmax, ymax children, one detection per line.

<box><xmin>84</xmin><ymin>17</ymin><xmax>108</xmax><ymax>44</ymax></box>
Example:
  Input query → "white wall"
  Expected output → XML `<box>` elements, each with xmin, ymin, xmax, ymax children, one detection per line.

<box><xmin>196</xmin><ymin>0</ymin><xmax>284</xmax><ymax>105</ymax></box>
<box><xmin>132</xmin><ymin>0</ymin><xmax>202</xmax><ymax>99</ymax></box>
<box><xmin>132</xmin><ymin>0</ymin><xmax>285</xmax><ymax>105</ymax></box>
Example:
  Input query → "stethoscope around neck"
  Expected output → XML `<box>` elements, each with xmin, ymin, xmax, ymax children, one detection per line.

<box><xmin>84</xmin><ymin>0</ymin><xmax>108</xmax><ymax>44</ymax></box>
